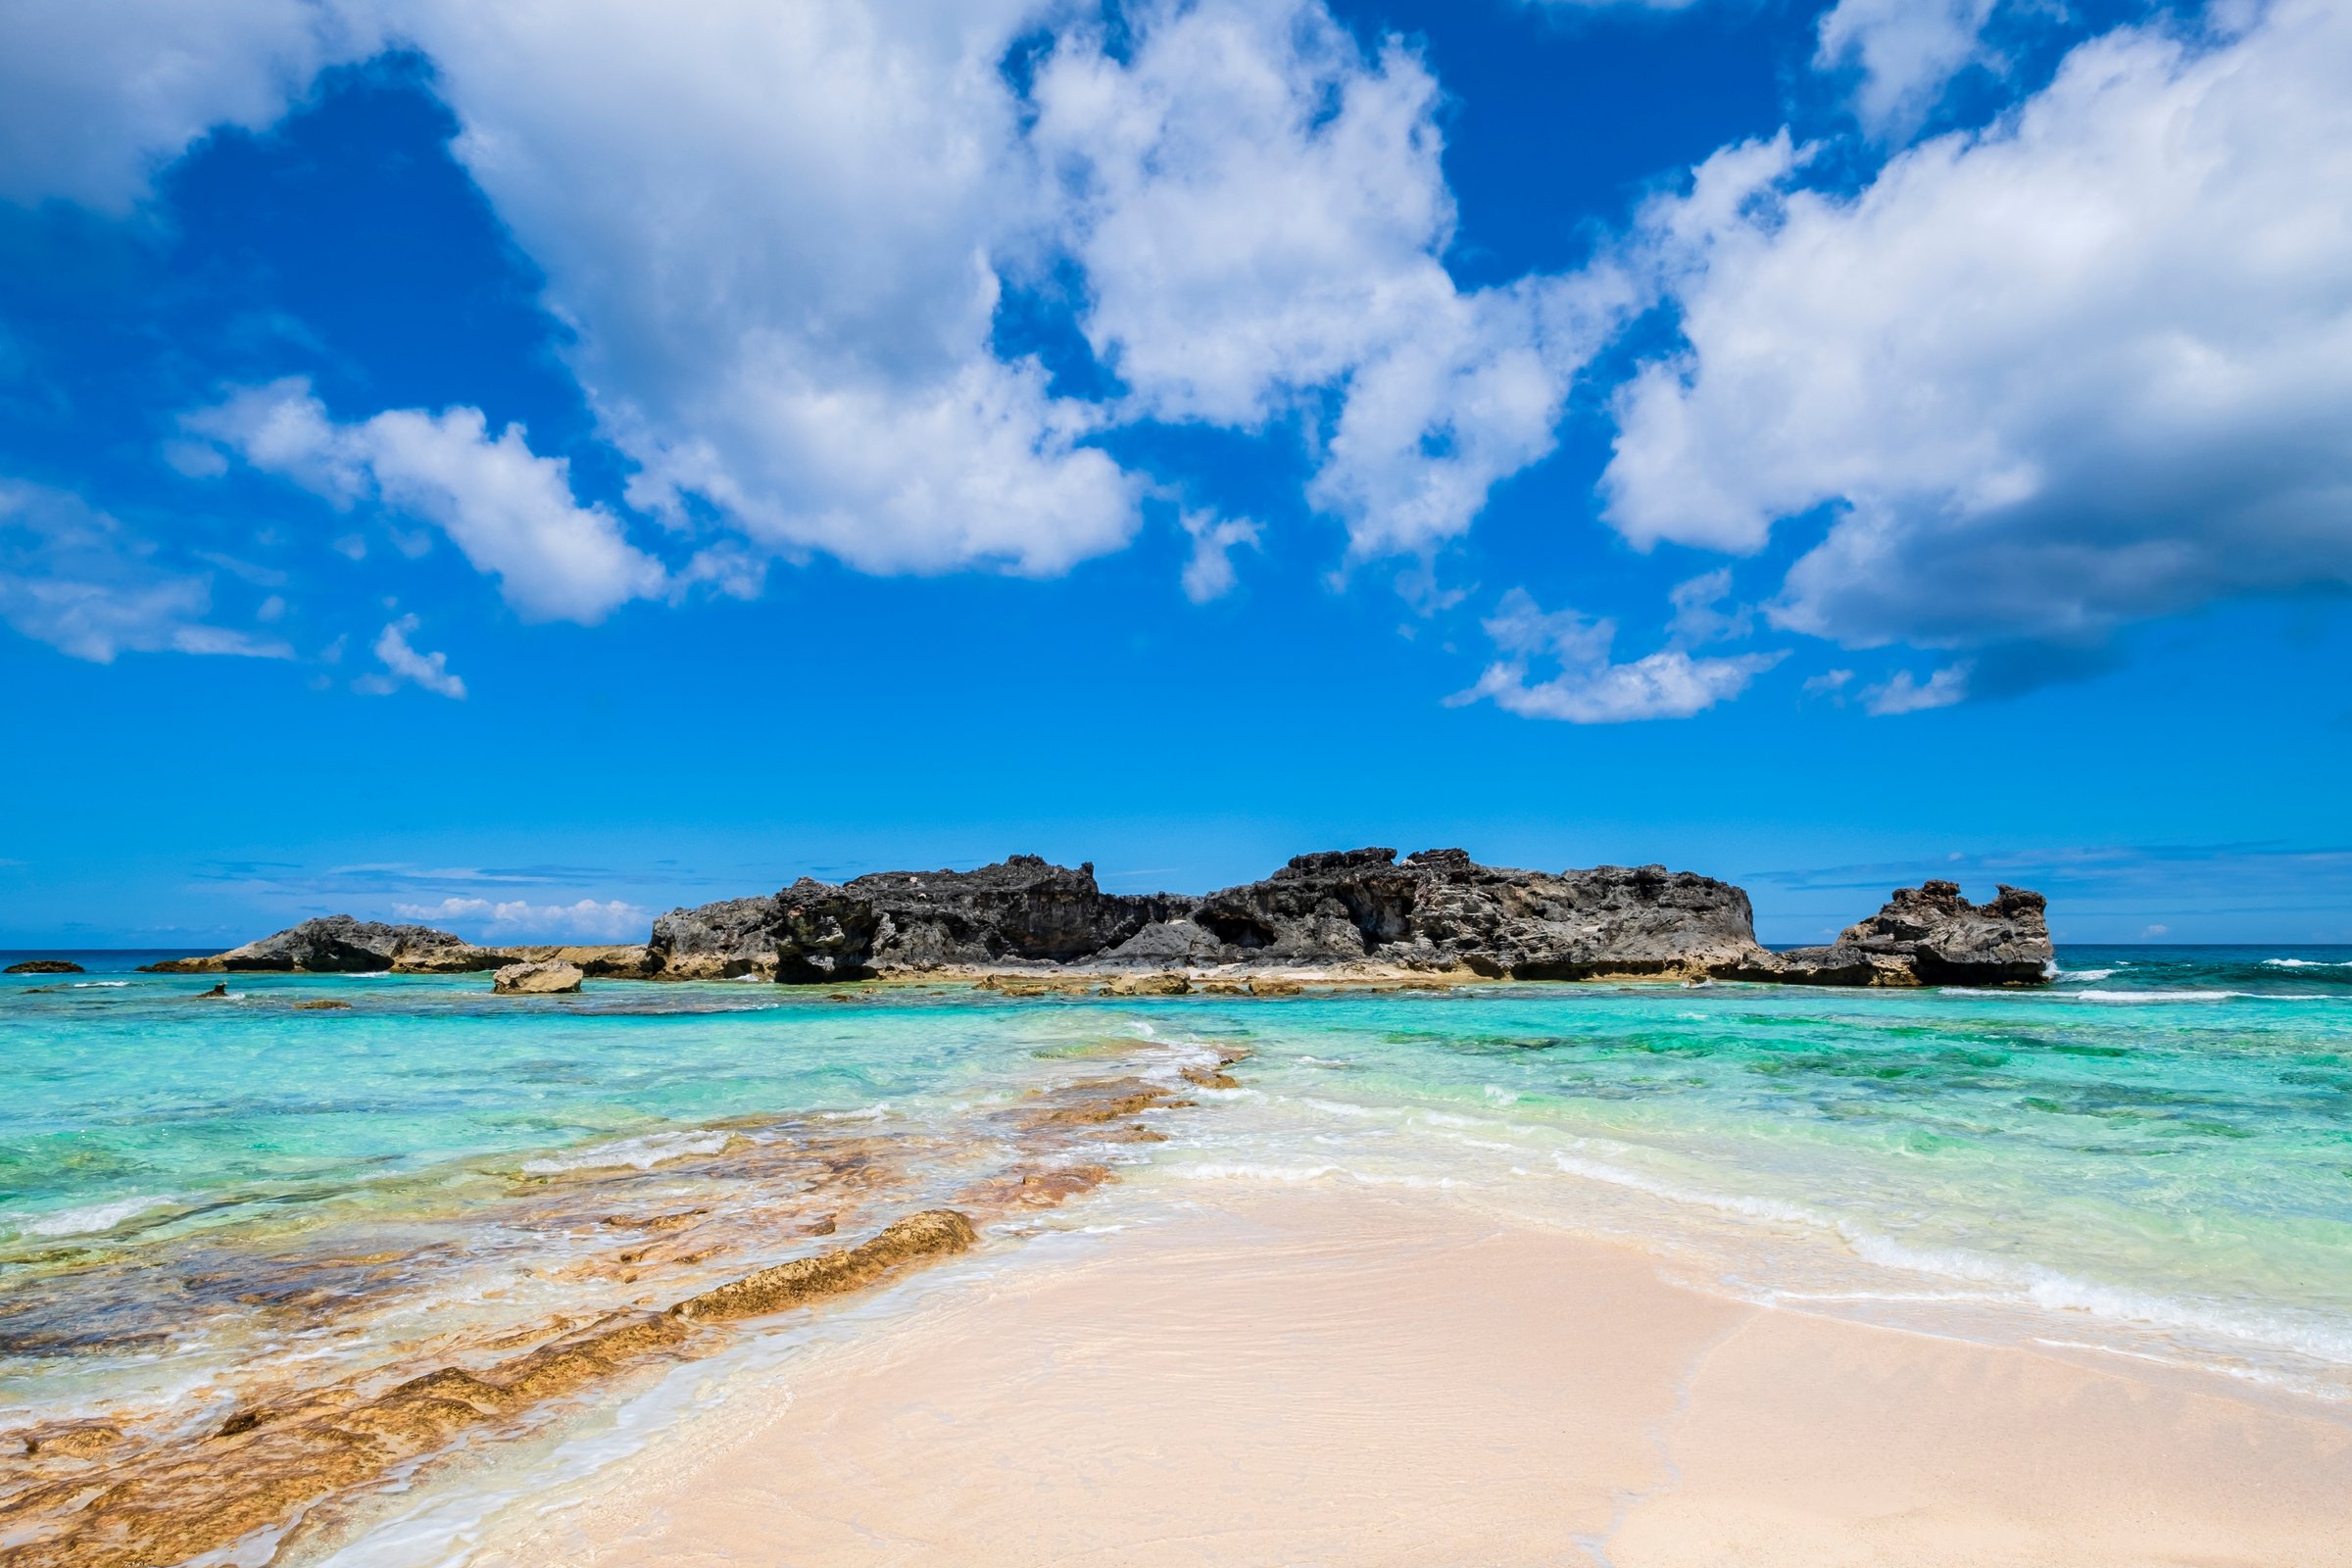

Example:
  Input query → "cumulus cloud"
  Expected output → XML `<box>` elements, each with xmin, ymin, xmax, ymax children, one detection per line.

<box><xmin>1450</xmin><ymin>586</ymin><xmax>1782</xmax><ymax>723</ymax></box>
<box><xmin>1032</xmin><ymin>1</ymin><xmax>1633</xmax><ymax>559</ymax></box>
<box><xmin>0</xmin><ymin>480</ymin><xmax>289</xmax><ymax>662</ymax></box>
<box><xmin>354</xmin><ymin>613</ymin><xmax>464</xmax><ymax>699</ymax></box>
<box><xmin>1605</xmin><ymin>0</ymin><xmax>2352</xmax><ymax>660</ymax></box>
<box><xmin>369</xmin><ymin>0</ymin><xmax>1141</xmax><ymax>579</ymax></box>
<box><xmin>1815</xmin><ymin>0</ymin><xmax>2002</xmax><ymax>133</ymax></box>
<box><xmin>0</xmin><ymin>0</ymin><xmax>376</xmax><ymax>212</ymax></box>
<box><xmin>392</xmin><ymin>895</ymin><xmax>648</xmax><ymax>941</ymax></box>
<box><xmin>3</xmin><ymin>0</ymin><xmax>1637</xmax><ymax>597</ymax></box>
<box><xmin>188</xmin><ymin>378</ymin><xmax>667</xmax><ymax>622</ymax></box>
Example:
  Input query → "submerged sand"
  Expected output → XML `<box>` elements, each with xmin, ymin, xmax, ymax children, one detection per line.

<box><xmin>465</xmin><ymin>1186</ymin><xmax>2352</xmax><ymax>1568</ymax></box>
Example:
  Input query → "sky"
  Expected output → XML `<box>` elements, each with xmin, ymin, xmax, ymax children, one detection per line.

<box><xmin>1</xmin><ymin>0</ymin><xmax>2348</xmax><ymax>949</ymax></box>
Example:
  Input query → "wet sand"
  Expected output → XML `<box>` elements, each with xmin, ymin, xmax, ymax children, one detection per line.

<box><xmin>469</xmin><ymin>1185</ymin><xmax>2352</xmax><ymax>1567</ymax></box>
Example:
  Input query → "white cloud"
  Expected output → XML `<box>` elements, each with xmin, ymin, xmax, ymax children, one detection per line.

<box><xmin>1802</xmin><ymin>666</ymin><xmax>1855</xmax><ymax>695</ymax></box>
<box><xmin>1604</xmin><ymin>0</ymin><xmax>2352</xmax><ymax>658</ymax></box>
<box><xmin>1451</xmin><ymin>586</ymin><xmax>1782</xmax><ymax>722</ymax></box>
<box><xmin>1815</xmin><ymin>0</ymin><xmax>2002</xmax><ymax>134</ymax></box>
<box><xmin>393</xmin><ymin>895</ymin><xmax>649</xmax><ymax>941</ymax></box>
<box><xmin>354</xmin><ymin>613</ymin><xmax>465</xmax><ymax>699</ymax></box>
<box><xmin>370</xmin><ymin>0</ymin><xmax>1140</xmax><ymax>580</ymax></box>
<box><xmin>0</xmin><ymin>480</ymin><xmax>289</xmax><ymax>662</ymax></box>
<box><xmin>1178</xmin><ymin>509</ymin><xmax>1260</xmax><ymax>603</ymax></box>
<box><xmin>1031</xmin><ymin>1</ymin><xmax>1633</xmax><ymax>559</ymax></box>
<box><xmin>9</xmin><ymin>0</ymin><xmax>1640</xmax><ymax>596</ymax></box>
<box><xmin>188</xmin><ymin>378</ymin><xmax>667</xmax><ymax>622</ymax></box>
<box><xmin>0</xmin><ymin>0</ymin><xmax>376</xmax><ymax>212</ymax></box>
<box><xmin>1862</xmin><ymin>662</ymin><xmax>1970</xmax><ymax>715</ymax></box>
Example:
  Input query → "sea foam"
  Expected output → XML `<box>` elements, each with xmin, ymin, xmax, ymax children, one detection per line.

<box><xmin>517</xmin><ymin>1129</ymin><xmax>732</xmax><ymax>1175</ymax></box>
<box><xmin>17</xmin><ymin>1194</ymin><xmax>176</xmax><ymax>1238</ymax></box>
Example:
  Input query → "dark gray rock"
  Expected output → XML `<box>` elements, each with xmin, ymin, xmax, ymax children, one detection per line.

<box><xmin>649</xmin><ymin>857</ymin><xmax>1195</xmax><ymax>981</ymax></box>
<box><xmin>141</xmin><ymin>916</ymin><xmax>498</xmax><ymax>974</ymax></box>
<box><xmin>852</xmin><ymin>857</ymin><xmax>1193</xmax><ymax>967</ymax></box>
<box><xmin>1761</xmin><ymin>881</ymin><xmax>2052</xmax><ymax>987</ymax></box>
<box><xmin>1172</xmin><ymin>848</ymin><xmax>1763</xmax><ymax>978</ymax></box>
<box><xmin>646</xmin><ymin>893</ymin><xmax>789</xmax><ymax>979</ymax></box>
<box><xmin>3</xmin><ymin>959</ymin><xmax>82</xmax><ymax>974</ymax></box>
<box><xmin>154</xmin><ymin>857</ymin><xmax>2055</xmax><ymax>990</ymax></box>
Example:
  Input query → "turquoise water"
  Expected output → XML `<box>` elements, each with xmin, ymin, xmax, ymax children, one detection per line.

<box><xmin>5</xmin><ymin>946</ymin><xmax>2351</xmax><ymax>1448</ymax></box>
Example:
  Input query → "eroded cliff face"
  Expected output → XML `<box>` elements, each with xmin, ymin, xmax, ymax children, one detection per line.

<box><xmin>647</xmin><ymin>857</ymin><xmax>1194</xmax><ymax>981</ymax></box>
<box><xmin>145</xmin><ymin>856</ymin><xmax>2052</xmax><ymax>989</ymax></box>
<box><xmin>1118</xmin><ymin>848</ymin><xmax>1761</xmax><ymax>979</ymax></box>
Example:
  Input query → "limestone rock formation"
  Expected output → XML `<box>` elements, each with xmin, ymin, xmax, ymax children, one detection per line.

<box><xmin>493</xmin><ymin>959</ymin><xmax>584</xmax><ymax>995</ymax></box>
<box><xmin>136</xmin><ymin>855</ymin><xmax>2054</xmax><ymax>989</ymax></box>
<box><xmin>143</xmin><ymin>917</ymin><xmax>501</xmax><ymax>974</ymax></box>
<box><xmin>1115</xmin><ymin>848</ymin><xmax>1764</xmax><ymax>979</ymax></box>
<box><xmin>648</xmin><ymin>857</ymin><xmax>1193</xmax><ymax>981</ymax></box>
<box><xmin>1760</xmin><ymin>882</ymin><xmax>2052</xmax><ymax>987</ymax></box>
<box><xmin>3</xmin><ymin>958</ymin><xmax>82</xmax><ymax>974</ymax></box>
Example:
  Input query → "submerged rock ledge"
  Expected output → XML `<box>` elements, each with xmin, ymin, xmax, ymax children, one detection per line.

<box><xmin>144</xmin><ymin>850</ymin><xmax>2051</xmax><ymax>989</ymax></box>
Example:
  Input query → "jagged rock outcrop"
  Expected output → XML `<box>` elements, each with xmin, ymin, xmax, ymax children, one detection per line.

<box><xmin>648</xmin><ymin>857</ymin><xmax>1193</xmax><ymax>982</ymax></box>
<box><xmin>1114</xmin><ymin>848</ymin><xmax>1763</xmax><ymax>979</ymax></box>
<box><xmin>143</xmin><ymin>917</ymin><xmax>503</xmax><ymax>974</ymax></box>
<box><xmin>1757</xmin><ymin>882</ymin><xmax>2051</xmax><ymax>987</ymax></box>
<box><xmin>493</xmin><ymin>959</ymin><xmax>584</xmax><ymax>995</ymax></box>
<box><xmin>4</xmin><ymin>959</ymin><xmax>82</xmax><ymax>974</ymax></box>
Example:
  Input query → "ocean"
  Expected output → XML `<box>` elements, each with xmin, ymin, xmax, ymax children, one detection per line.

<box><xmin>5</xmin><ymin>947</ymin><xmax>2350</xmax><ymax>1562</ymax></box>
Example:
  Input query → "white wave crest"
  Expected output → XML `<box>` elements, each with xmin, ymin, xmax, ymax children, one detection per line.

<box><xmin>1838</xmin><ymin>1229</ymin><xmax>2352</xmax><ymax>1368</ymax></box>
<box><xmin>71</xmin><ymin>980</ymin><xmax>132</xmax><ymax>988</ymax></box>
<box><xmin>1176</xmin><ymin>1161</ymin><xmax>1342</xmax><ymax>1183</ymax></box>
<box><xmin>1945</xmin><ymin>987</ymin><xmax>2322</xmax><ymax>1004</ymax></box>
<box><xmin>1550</xmin><ymin>1151</ymin><xmax>1829</xmax><ymax>1229</ymax></box>
<box><xmin>2054</xmin><ymin>968</ymin><xmax>2115</xmax><ymax>982</ymax></box>
<box><xmin>2265</xmin><ymin>957</ymin><xmax>2352</xmax><ymax>969</ymax></box>
<box><xmin>17</xmin><ymin>1194</ymin><xmax>176</xmax><ymax>1239</ymax></box>
<box><xmin>1542</xmin><ymin>1151</ymin><xmax>2352</xmax><ymax>1371</ymax></box>
<box><xmin>518</xmin><ymin>1129</ymin><xmax>732</xmax><ymax>1175</ymax></box>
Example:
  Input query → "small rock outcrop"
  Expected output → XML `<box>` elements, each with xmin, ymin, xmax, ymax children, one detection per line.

<box><xmin>4</xmin><ymin>959</ymin><xmax>83</xmax><ymax>975</ymax></box>
<box><xmin>143</xmin><ymin>917</ymin><xmax>501</xmax><ymax>974</ymax></box>
<box><xmin>493</xmin><ymin>960</ymin><xmax>583</xmax><ymax>995</ymax></box>
<box><xmin>1759</xmin><ymin>882</ymin><xmax>2051</xmax><ymax>987</ymax></box>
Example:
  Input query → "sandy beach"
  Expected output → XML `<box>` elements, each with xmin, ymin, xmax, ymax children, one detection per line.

<box><xmin>460</xmin><ymin>1185</ymin><xmax>2352</xmax><ymax>1568</ymax></box>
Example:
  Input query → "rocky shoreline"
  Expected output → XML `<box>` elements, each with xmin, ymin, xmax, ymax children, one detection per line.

<box><xmin>143</xmin><ymin>849</ymin><xmax>2052</xmax><ymax>989</ymax></box>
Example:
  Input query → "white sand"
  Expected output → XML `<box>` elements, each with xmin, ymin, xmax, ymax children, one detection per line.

<box><xmin>473</xmin><ymin>1187</ymin><xmax>2352</xmax><ymax>1566</ymax></box>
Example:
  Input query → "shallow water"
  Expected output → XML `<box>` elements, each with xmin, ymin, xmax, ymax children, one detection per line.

<box><xmin>4</xmin><ymin>946</ymin><xmax>2350</xmax><ymax>1560</ymax></box>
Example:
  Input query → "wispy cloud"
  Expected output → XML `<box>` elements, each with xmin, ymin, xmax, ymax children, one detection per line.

<box><xmin>353</xmin><ymin>614</ymin><xmax>466</xmax><ymax>700</ymax></box>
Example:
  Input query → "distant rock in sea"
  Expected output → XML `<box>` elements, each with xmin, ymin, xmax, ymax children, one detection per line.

<box><xmin>1755</xmin><ymin>882</ymin><xmax>2052</xmax><ymax>987</ymax></box>
<box><xmin>145</xmin><ymin>850</ymin><xmax>2054</xmax><ymax>990</ymax></box>
<box><xmin>143</xmin><ymin>915</ymin><xmax>502</xmax><ymax>974</ymax></box>
<box><xmin>3</xmin><ymin>958</ymin><xmax>82</xmax><ymax>974</ymax></box>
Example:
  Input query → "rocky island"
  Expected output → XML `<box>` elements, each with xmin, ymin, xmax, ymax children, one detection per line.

<box><xmin>144</xmin><ymin>848</ymin><xmax>2052</xmax><ymax>989</ymax></box>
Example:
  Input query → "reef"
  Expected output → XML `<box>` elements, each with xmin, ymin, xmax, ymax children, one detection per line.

<box><xmin>143</xmin><ymin>851</ymin><xmax>2053</xmax><ymax>989</ymax></box>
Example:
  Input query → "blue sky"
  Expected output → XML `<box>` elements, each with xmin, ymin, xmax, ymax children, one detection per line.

<box><xmin>1</xmin><ymin>0</ymin><xmax>2347</xmax><ymax>949</ymax></box>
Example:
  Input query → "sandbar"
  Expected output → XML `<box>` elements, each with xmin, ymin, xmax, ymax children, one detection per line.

<box><xmin>470</xmin><ymin>1186</ymin><xmax>2352</xmax><ymax>1567</ymax></box>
